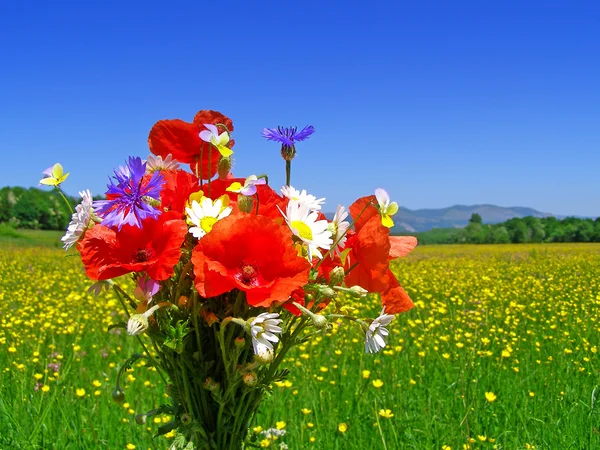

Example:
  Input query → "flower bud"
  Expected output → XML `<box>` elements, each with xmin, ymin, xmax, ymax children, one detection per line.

<box><xmin>135</xmin><ymin>414</ymin><xmax>147</xmax><ymax>425</ymax></box>
<box><xmin>347</xmin><ymin>285</ymin><xmax>369</xmax><ymax>298</ymax></box>
<box><xmin>218</xmin><ymin>156</ymin><xmax>232</xmax><ymax>179</ymax></box>
<box><xmin>112</xmin><ymin>387</ymin><xmax>125</xmax><ymax>404</ymax></box>
<box><xmin>237</xmin><ymin>195</ymin><xmax>254</xmax><ymax>213</ymax></box>
<box><xmin>242</xmin><ymin>371</ymin><xmax>258</xmax><ymax>387</ymax></box>
<box><xmin>329</xmin><ymin>267</ymin><xmax>345</xmax><ymax>287</ymax></box>
<box><xmin>311</xmin><ymin>314</ymin><xmax>329</xmax><ymax>330</ymax></box>
<box><xmin>203</xmin><ymin>377</ymin><xmax>220</xmax><ymax>392</ymax></box>
<box><xmin>201</xmin><ymin>309</ymin><xmax>219</xmax><ymax>326</ymax></box>
<box><xmin>317</xmin><ymin>285</ymin><xmax>336</xmax><ymax>299</ymax></box>
<box><xmin>180</xmin><ymin>413</ymin><xmax>193</xmax><ymax>425</ymax></box>
<box><xmin>235</xmin><ymin>336</ymin><xmax>246</xmax><ymax>349</ymax></box>
<box><xmin>178</xmin><ymin>296</ymin><xmax>189</xmax><ymax>308</ymax></box>
<box><xmin>280</xmin><ymin>144</ymin><xmax>296</xmax><ymax>161</ymax></box>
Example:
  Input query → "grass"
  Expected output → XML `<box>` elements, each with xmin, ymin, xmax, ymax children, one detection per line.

<box><xmin>0</xmin><ymin>225</ymin><xmax>64</xmax><ymax>248</ymax></box>
<box><xmin>1</xmin><ymin>235</ymin><xmax>599</xmax><ymax>449</ymax></box>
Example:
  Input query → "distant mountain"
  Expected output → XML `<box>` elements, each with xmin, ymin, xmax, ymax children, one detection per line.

<box><xmin>391</xmin><ymin>204</ymin><xmax>554</xmax><ymax>233</ymax></box>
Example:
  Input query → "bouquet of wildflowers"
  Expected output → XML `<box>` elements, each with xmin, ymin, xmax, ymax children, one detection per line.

<box><xmin>42</xmin><ymin>109</ymin><xmax>417</xmax><ymax>449</ymax></box>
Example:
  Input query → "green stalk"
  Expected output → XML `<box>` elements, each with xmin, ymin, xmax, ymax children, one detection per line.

<box><xmin>54</xmin><ymin>186</ymin><xmax>74</xmax><ymax>215</ymax></box>
<box><xmin>285</xmin><ymin>160</ymin><xmax>291</xmax><ymax>186</ymax></box>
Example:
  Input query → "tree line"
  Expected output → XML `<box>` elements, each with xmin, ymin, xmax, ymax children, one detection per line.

<box><xmin>411</xmin><ymin>213</ymin><xmax>600</xmax><ymax>245</ymax></box>
<box><xmin>0</xmin><ymin>186</ymin><xmax>78</xmax><ymax>230</ymax></box>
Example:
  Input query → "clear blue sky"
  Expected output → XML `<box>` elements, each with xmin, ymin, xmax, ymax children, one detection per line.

<box><xmin>1</xmin><ymin>1</ymin><xmax>598</xmax><ymax>217</ymax></box>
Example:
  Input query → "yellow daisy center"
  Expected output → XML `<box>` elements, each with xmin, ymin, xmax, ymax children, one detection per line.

<box><xmin>291</xmin><ymin>220</ymin><xmax>313</xmax><ymax>241</ymax></box>
<box><xmin>200</xmin><ymin>216</ymin><xmax>218</xmax><ymax>233</ymax></box>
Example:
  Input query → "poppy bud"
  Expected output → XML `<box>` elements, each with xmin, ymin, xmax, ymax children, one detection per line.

<box><xmin>180</xmin><ymin>413</ymin><xmax>193</xmax><ymax>425</ymax></box>
<box><xmin>218</xmin><ymin>157</ymin><xmax>231</xmax><ymax>179</ymax></box>
<box><xmin>329</xmin><ymin>267</ymin><xmax>345</xmax><ymax>287</ymax></box>
<box><xmin>237</xmin><ymin>195</ymin><xmax>254</xmax><ymax>213</ymax></box>
<box><xmin>135</xmin><ymin>414</ymin><xmax>147</xmax><ymax>425</ymax></box>
<box><xmin>112</xmin><ymin>387</ymin><xmax>125</xmax><ymax>404</ymax></box>
<box><xmin>347</xmin><ymin>285</ymin><xmax>369</xmax><ymax>298</ymax></box>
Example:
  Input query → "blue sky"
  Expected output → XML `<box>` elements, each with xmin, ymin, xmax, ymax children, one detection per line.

<box><xmin>1</xmin><ymin>1</ymin><xmax>598</xmax><ymax>217</ymax></box>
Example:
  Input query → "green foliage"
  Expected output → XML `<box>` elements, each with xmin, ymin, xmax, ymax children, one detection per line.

<box><xmin>409</xmin><ymin>215</ymin><xmax>600</xmax><ymax>245</ymax></box>
<box><xmin>0</xmin><ymin>186</ymin><xmax>77</xmax><ymax>230</ymax></box>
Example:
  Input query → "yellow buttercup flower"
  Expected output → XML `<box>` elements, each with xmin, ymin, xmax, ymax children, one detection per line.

<box><xmin>485</xmin><ymin>391</ymin><xmax>497</xmax><ymax>402</ymax></box>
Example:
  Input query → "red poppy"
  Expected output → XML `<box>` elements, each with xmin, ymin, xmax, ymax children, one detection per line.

<box><xmin>159</xmin><ymin>169</ymin><xmax>201</xmax><ymax>219</ymax></box>
<box><xmin>345</xmin><ymin>195</ymin><xmax>417</xmax><ymax>314</ymax></box>
<box><xmin>148</xmin><ymin>110</ymin><xmax>234</xmax><ymax>178</ymax></box>
<box><xmin>192</xmin><ymin>215</ymin><xmax>310</xmax><ymax>307</ymax></box>
<box><xmin>78</xmin><ymin>217</ymin><xmax>188</xmax><ymax>281</ymax></box>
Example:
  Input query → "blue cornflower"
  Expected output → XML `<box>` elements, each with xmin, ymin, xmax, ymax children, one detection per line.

<box><xmin>262</xmin><ymin>125</ymin><xmax>315</xmax><ymax>148</ymax></box>
<box><xmin>94</xmin><ymin>156</ymin><xmax>164</xmax><ymax>230</ymax></box>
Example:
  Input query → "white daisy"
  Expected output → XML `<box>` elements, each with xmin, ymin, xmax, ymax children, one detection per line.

<box><xmin>282</xmin><ymin>200</ymin><xmax>332</xmax><ymax>260</ymax></box>
<box><xmin>250</xmin><ymin>312</ymin><xmax>283</xmax><ymax>355</ymax></box>
<box><xmin>61</xmin><ymin>190</ymin><xmax>95</xmax><ymax>250</ymax></box>
<box><xmin>280</xmin><ymin>185</ymin><xmax>325</xmax><ymax>211</ymax></box>
<box><xmin>145</xmin><ymin>154</ymin><xmax>180</xmax><ymax>173</ymax></box>
<box><xmin>365</xmin><ymin>308</ymin><xmax>395</xmax><ymax>353</ymax></box>
<box><xmin>185</xmin><ymin>195</ymin><xmax>232</xmax><ymax>239</ymax></box>
<box><xmin>328</xmin><ymin>204</ymin><xmax>350</xmax><ymax>256</ymax></box>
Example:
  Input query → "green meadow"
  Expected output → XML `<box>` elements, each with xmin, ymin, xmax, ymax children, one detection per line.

<box><xmin>1</xmin><ymin>232</ymin><xmax>600</xmax><ymax>449</ymax></box>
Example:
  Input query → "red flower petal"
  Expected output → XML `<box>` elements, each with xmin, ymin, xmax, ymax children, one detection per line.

<box><xmin>192</xmin><ymin>215</ymin><xmax>310</xmax><ymax>307</ymax></box>
<box><xmin>79</xmin><ymin>217</ymin><xmax>187</xmax><ymax>281</ymax></box>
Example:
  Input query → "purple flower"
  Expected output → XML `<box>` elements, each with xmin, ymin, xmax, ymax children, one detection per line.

<box><xmin>262</xmin><ymin>125</ymin><xmax>315</xmax><ymax>147</ymax></box>
<box><xmin>94</xmin><ymin>156</ymin><xmax>164</xmax><ymax>230</ymax></box>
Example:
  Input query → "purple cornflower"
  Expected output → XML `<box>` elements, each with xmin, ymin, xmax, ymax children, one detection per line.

<box><xmin>94</xmin><ymin>156</ymin><xmax>164</xmax><ymax>230</ymax></box>
<box><xmin>262</xmin><ymin>125</ymin><xmax>315</xmax><ymax>163</ymax></box>
<box><xmin>262</xmin><ymin>125</ymin><xmax>315</xmax><ymax>147</ymax></box>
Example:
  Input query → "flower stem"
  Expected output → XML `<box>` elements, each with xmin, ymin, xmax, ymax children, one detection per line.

<box><xmin>54</xmin><ymin>187</ymin><xmax>74</xmax><ymax>215</ymax></box>
<box><xmin>285</xmin><ymin>160</ymin><xmax>291</xmax><ymax>186</ymax></box>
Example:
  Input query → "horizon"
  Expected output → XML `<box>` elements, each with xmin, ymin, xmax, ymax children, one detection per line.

<box><xmin>1</xmin><ymin>1</ymin><xmax>599</xmax><ymax>217</ymax></box>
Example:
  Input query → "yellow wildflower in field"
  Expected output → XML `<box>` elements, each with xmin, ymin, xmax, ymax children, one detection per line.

<box><xmin>372</xmin><ymin>379</ymin><xmax>383</xmax><ymax>388</ymax></box>
<box><xmin>362</xmin><ymin>370</ymin><xmax>371</xmax><ymax>379</ymax></box>
<box><xmin>378</xmin><ymin>409</ymin><xmax>394</xmax><ymax>418</ymax></box>
<box><xmin>275</xmin><ymin>421</ymin><xmax>286</xmax><ymax>429</ymax></box>
<box><xmin>485</xmin><ymin>392</ymin><xmax>497</xmax><ymax>402</ymax></box>
<box><xmin>75</xmin><ymin>388</ymin><xmax>86</xmax><ymax>397</ymax></box>
<box><xmin>126</xmin><ymin>444</ymin><xmax>136</xmax><ymax>450</ymax></box>
<box><xmin>338</xmin><ymin>423</ymin><xmax>348</xmax><ymax>433</ymax></box>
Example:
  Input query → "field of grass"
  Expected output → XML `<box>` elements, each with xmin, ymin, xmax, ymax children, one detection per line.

<box><xmin>1</xmin><ymin>240</ymin><xmax>600</xmax><ymax>449</ymax></box>
<box><xmin>0</xmin><ymin>224</ymin><xmax>64</xmax><ymax>248</ymax></box>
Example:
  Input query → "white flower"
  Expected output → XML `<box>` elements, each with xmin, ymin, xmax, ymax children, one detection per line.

<box><xmin>250</xmin><ymin>312</ymin><xmax>283</xmax><ymax>355</ymax></box>
<box><xmin>199</xmin><ymin>124</ymin><xmax>233</xmax><ymax>157</ymax></box>
<box><xmin>145</xmin><ymin>154</ymin><xmax>180</xmax><ymax>173</ymax></box>
<box><xmin>61</xmin><ymin>190</ymin><xmax>95</xmax><ymax>250</ymax></box>
<box><xmin>328</xmin><ymin>204</ymin><xmax>350</xmax><ymax>256</ymax></box>
<box><xmin>281</xmin><ymin>200</ymin><xmax>332</xmax><ymax>260</ymax></box>
<box><xmin>185</xmin><ymin>195</ymin><xmax>232</xmax><ymax>238</ymax></box>
<box><xmin>127</xmin><ymin>305</ymin><xmax>160</xmax><ymax>336</ymax></box>
<box><xmin>281</xmin><ymin>185</ymin><xmax>325</xmax><ymax>211</ymax></box>
<box><xmin>365</xmin><ymin>308</ymin><xmax>395</xmax><ymax>353</ymax></box>
<box><xmin>375</xmin><ymin>188</ymin><xmax>399</xmax><ymax>228</ymax></box>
